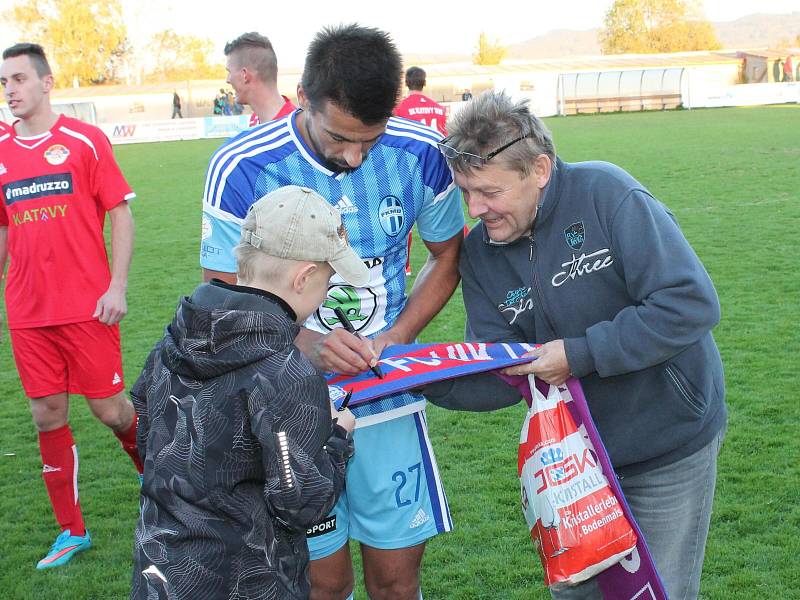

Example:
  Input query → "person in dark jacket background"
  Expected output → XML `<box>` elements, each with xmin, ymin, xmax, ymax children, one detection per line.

<box><xmin>130</xmin><ymin>185</ymin><xmax>368</xmax><ymax>599</ymax></box>
<box><xmin>426</xmin><ymin>91</ymin><xmax>726</xmax><ymax>600</ymax></box>
<box><xmin>171</xmin><ymin>90</ymin><xmax>182</xmax><ymax>118</ymax></box>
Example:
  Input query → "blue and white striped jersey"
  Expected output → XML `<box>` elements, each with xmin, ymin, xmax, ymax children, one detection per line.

<box><xmin>201</xmin><ymin>111</ymin><xmax>464</xmax><ymax>424</ymax></box>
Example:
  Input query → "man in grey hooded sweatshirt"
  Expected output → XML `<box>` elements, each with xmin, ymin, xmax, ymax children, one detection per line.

<box><xmin>426</xmin><ymin>91</ymin><xmax>726</xmax><ymax>600</ymax></box>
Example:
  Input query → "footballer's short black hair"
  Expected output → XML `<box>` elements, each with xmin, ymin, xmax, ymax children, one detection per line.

<box><xmin>3</xmin><ymin>43</ymin><xmax>52</xmax><ymax>78</ymax></box>
<box><xmin>224</xmin><ymin>32</ymin><xmax>278</xmax><ymax>83</ymax></box>
<box><xmin>301</xmin><ymin>24</ymin><xmax>402</xmax><ymax>125</ymax></box>
<box><xmin>405</xmin><ymin>67</ymin><xmax>426</xmax><ymax>91</ymax></box>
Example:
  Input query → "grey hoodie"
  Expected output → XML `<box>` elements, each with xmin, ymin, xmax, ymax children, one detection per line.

<box><xmin>426</xmin><ymin>158</ymin><xmax>726</xmax><ymax>477</ymax></box>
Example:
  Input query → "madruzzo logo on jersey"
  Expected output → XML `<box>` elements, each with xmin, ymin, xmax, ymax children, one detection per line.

<box><xmin>378</xmin><ymin>195</ymin><xmax>404</xmax><ymax>237</ymax></box>
<box><xmin>3</xmin><ymin>173</ymin><xmax>73</xmax><ymax>205</ymax></box>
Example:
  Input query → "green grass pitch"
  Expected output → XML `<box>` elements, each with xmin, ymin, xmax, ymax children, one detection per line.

<box><xmin>0</xmin><ymin>105</ymin><xmax>798</xmax><ymax>598</ymax></box>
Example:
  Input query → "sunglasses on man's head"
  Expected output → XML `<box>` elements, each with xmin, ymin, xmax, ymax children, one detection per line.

<box><xmin>437</xmin><ymin>133</ymin><xmax>531</xmax><ymax>166</ymax></box>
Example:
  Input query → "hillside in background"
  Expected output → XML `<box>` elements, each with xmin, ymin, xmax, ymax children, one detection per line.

<box><xmin>506</xmin><ymin>28</ymin><xmax>601</xmax><ymax>58</ymax></box>
<box><xmin>407</xmin><ymin>12</ymin><xmax>800</xmax><ymax>64</ymax></box>
<box><xmin>714</xmin><ymin>12</ymin><xmax>800</xmax><ymax>48</ymax></box>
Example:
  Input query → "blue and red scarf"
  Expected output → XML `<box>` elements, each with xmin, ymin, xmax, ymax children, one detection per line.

<box><xmin>328</xmin><ymin>342</ymin><xmax>667</xmax><ymax>600</ymax></box>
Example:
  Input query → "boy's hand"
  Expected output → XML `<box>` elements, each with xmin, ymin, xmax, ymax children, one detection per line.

<box><xmin>331</xmin><ymin>404</ymin><xmax>356</xmax><ymax>434</ymax></box>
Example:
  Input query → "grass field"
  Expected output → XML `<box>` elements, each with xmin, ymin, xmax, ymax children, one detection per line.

<box><xmin>1</xmin><ymin>105</ymin><xmax>798</xmax><ymax>599</ymax></box>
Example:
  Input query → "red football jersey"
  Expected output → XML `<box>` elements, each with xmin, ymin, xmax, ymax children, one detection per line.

<box><xmin>394</xmin><ymin>93</ymin><xmax>448</xmax><ymax>136</ymax></box>
<box><xmin>248</xmin><ymin>96</ymin><xmax>296</xmax><ymax>127</ymax></box>
<box><xmin>0</xmin><ymin>115</ymin><xmax>135</xmax><ymax>329</ymax></box>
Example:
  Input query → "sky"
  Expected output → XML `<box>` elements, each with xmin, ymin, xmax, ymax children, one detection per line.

<box><xmin>2</xmin><ymin>0</ymin><xmax>798</xmax><ymax>69</ymax></box>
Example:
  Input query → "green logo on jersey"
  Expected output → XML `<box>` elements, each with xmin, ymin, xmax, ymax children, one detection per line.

<box><xmin>323</xmin><ymin>286</ymin><xmax>368</xmax><ymax>326</ymax></box>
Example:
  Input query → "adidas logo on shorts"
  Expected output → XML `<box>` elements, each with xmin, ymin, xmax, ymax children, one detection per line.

<box><xmin>409</xmin><ymin>508</ymin><xmax>430</xmax><ymax>529</ymax></box>
<box><xmin>112</xmin><ymin>372</ymin><xmax>122</xmax><ymax>385</ymax></box>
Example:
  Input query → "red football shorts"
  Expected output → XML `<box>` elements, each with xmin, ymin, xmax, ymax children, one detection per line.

<box><xmin>9</xmin><ymin>321</ymin><xmax>125</xmax><ymax>399</ymax></box>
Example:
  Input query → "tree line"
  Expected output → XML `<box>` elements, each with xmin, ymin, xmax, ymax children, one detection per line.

<box><xmin>5</xmin><ymin>0</ymin><xmax>796</xmax><ymax>84</ymax></box>
<box><xmin>4</xmin><ymin>0</ymin><xmax>223</xmax><ymax>87</ymax></box>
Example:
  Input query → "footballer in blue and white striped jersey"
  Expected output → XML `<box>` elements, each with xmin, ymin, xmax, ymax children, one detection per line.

<box><xmin>201</xmin><ymin>109</ymin><xmax>464</xmax><ymax>424</ymax></box>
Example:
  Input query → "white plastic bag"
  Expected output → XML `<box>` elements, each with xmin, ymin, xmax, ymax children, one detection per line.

<box><xmin>518</xmin><ymin>377</ymin><xmax>637</xmax><ymax>587</ymax></box>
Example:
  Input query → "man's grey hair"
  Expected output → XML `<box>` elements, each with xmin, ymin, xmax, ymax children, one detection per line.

<box><xmin>446</xmin><ymin>90</ymin><xmax>556</xmax><ymax>177</ymax></box>
<box><xmin>224</xmin><ymin>32</ymin><xmax>278</xmax><ymax>84</ymax></box>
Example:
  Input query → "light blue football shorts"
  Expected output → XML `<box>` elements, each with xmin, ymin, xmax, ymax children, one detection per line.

<box><xmin>306</xmin><ymin>410</ymin><xmax>453</xmax><ymax>559</ymax></box>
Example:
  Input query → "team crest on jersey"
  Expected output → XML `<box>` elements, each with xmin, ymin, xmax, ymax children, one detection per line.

<box><xmin>44</xmin><ymin>144</ymin><xmax>70</xmax><ymax>166</ymax></box>
<box><xmin>378</xmin><ymin>195</ymin><xmax>404</xmax><ymax>237</ymax></box>
<box><xmin>564</xmin><ymin>221</ymin><xmax>585</xmax><ymax>251</ymax></box>
<box><xmin>318</xmin><ymin>284</ymin><xmax>377</xmax><ymax>333</ymax></box>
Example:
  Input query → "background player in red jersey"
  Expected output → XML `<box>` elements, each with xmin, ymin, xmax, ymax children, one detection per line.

<box><xmin>0</xmin><ymin>43</ymin><xmax>142</xmax><ymax>570</ymax></box>
<box><xmin>224</xmin><ymin>32</ymin><xmax>295</xmax><ymax>128</ymax></box>
<box><xmin>394</xmin><ymin>66</ymin><xmax>447</xmax><ymax>136</ymax></box>
<box><xmin>395</xmin><ymin>67</ymin><xmax>450</xmax><ymax>274</ymax></box>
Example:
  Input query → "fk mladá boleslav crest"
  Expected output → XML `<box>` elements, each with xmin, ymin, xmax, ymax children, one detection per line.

<box><xmin>378</xmin><ymin>196</ymin><xmax>404</xmax><ymax>237</ymax></box>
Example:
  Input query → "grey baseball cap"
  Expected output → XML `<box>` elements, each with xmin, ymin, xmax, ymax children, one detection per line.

<box><xmin>240</xmin><ymin>185</ymin><xmax>369</xmax><ymax>287</ymax></box>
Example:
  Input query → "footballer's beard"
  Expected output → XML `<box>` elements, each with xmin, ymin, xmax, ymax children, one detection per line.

<box><xmin>301</xmin><ymin>115</ymin><xmax>355</xmax><ymax>174</ymax></box>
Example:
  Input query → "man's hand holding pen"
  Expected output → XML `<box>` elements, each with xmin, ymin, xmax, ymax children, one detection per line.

<box><xmin>297</xmin><ymin>327</ymin><xmax>381</xmax><ymax>376</ymax></box>
<box><xmin>293</xmin><ymin>311</ymin><xmax>399</xmax><ymax>378</ymax></box>
<box><xmin>333</xmin><ymin>307</ymin><xmax>384</xmax><ymax>380</ymax></box>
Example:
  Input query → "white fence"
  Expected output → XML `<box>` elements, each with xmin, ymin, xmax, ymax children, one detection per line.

<box><xmin>97</xmin><ymin>115</ymin><xmax>251</xmax><ymax>145</ymax></box>
<box><xmin>5</xmin><ymin>80</ymin><xmax>796</xmax><ymax>146</ymax></box>
<box><xmin>683</xmin><ymin>81</ymin><xmax>800</xmax><ymax>108</ymax></box>
<box><xmin>95</xmin><ymin>82</ymin><xmax>800</xmax><ymax>145</ymax></box>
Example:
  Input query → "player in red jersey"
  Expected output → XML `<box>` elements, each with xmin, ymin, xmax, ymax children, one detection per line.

<box><xmin>0</xmin><ymin>43</ymin><xmax>142</xmax><ymax>570</ymax></box>
<box><xmin>223</xmin><ymin>32</ymin><xmax>295</xmax><ymax>127</ymax></box>
<box><xmin>394</xmin><ymin>66</ymin><xmax>447</xmax><ymax>136</ymax></box>
<box><xmin>395</xmin><ymin>67</ymin><xmax>450</xmax><ymax>274</ymax></box>
<box><xmin>248</xmin><ymin>96</ymin><xmax>294</xmax><ymax>127</ymax></box>
<box><xmin>204</xmin><ymin>34</ymin><xmax>297</xmax><ymax>285</ymax></box>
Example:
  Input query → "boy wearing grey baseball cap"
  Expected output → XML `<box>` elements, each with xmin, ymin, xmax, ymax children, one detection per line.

<box><xmin>130</xmin><ymin>185</ymin><xmax>366</xmax><ymax>599</ymax></box>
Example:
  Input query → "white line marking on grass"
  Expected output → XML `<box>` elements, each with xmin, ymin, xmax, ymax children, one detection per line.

<box><xmin>678</xmin><ymin>197</ymin><xmax>792</xmax><ymax>212</ymax></box>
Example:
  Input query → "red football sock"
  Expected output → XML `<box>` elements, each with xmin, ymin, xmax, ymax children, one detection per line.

<box><xmin>38</xmin><ymin>425</ymin><xmax>85</xmax><ymax>537</ymax></box>
<box><xmin>114</xmin><ymin>416</ymin><xmax>144</xmax><ymax>475</ymax></box>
